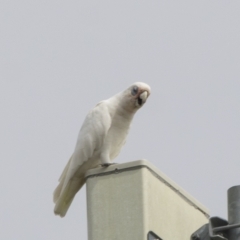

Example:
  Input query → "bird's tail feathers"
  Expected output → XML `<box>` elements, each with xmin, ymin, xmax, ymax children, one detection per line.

<box><xmin>53</xmin><ymin>180</ymin><xmax>64</xmax><ymax>204</ymax></box>
<box><xmin>53</xmin><ymin>156</ymin><xmax>72</xmax><ymax>203</ymax></box>
<box><xmin>59</xmin><ymin>156</ymin><xmax>72</xmax><ymax>182</ymax></box>
<box><xmin>54</xmin><ymin>177</ymin><xmax>86</xmax><ymax>217</ymax></box>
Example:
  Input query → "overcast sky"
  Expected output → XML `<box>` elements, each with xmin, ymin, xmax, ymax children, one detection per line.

<box><xmin>1</xmin><ymin>1</ymin><xmax>240</xmax><ymax>239</ymax></box>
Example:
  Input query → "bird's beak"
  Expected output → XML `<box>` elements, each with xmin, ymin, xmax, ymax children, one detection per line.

<box><xmin>140</xmin><ymin>91</ymin><xmax>148</xmax><ymax>101</ymax></box>
<box><xmin>137</xmin><ymin>91</ymin><xmax>148</xmax><ymax>106</ymax></box>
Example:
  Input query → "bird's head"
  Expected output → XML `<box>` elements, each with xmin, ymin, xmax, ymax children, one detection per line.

<box><xmin>121</xmin><ymin>82</ymin><xmax>151</xmax><ymax>112</ymax></box>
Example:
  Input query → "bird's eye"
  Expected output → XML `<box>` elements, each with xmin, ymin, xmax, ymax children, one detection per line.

<box><xmin>131</xmin><ymin>86</ymin><xmax>138</xmax><ymax>96</ymax></box>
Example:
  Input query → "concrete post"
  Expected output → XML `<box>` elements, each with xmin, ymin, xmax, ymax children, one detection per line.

<box><xmin>86</xmin><ymin>160</ymin><xmax>209</xmax><ymax>240</ymax></box>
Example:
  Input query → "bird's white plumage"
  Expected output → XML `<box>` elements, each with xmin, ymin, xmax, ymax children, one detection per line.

<box><xmin>53</xmin><ymin>82</ymin><xmax>151</xmax><ymax>217</ymax></box>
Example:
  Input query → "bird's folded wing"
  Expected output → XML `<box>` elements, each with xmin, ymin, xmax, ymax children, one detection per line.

<box><xmin>62</xmin><ymin>101</ymin><xmax>112</xmax><ymax>187</ymax></box>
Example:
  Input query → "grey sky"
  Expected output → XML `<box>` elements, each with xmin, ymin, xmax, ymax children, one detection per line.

<box><xmin>1</xmin><ymin>1</ymin><xmax>240</xmax><ymax>239</ymax></box>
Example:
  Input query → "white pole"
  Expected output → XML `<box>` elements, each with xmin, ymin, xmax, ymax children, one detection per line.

<box><xmin>86</xmin><ymin>160</ymin><xmax>209</xmax><ymax>240</ymax></box>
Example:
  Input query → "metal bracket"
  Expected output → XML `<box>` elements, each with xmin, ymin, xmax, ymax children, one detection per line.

<box><xmin>209</xmin><ymin>217</ymin><xmax>228</xmax><ymax>240</ymax></box>
<box><xmin>191</xmin><ymin>224</ymin><xmax>210</xmax><ymax>240</ymax></box>
<box><xmin>191</xmin><ymin>217</ymin><xmax>240</xmax><ymax>240</ymax></box>
<box><xmin>148</xmin><ymin>231</ymin><xmax>163</xmax><ymax>240</ymax></box>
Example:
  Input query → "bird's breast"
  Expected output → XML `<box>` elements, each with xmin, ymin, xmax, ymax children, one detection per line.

<box><xmin>106</xmin><ymin>115</ymin><xmax>132</xmax><ymax>160</ymax></box>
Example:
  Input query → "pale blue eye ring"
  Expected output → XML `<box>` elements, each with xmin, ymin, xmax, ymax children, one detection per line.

<box><xmin>131</xmin><ymin>86</ymin><xmax>138</xmax><ymax>96</ymax></box>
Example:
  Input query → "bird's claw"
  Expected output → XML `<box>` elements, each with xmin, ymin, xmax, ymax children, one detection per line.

<box><xmin>101</xmin><ymin>163</ymin><xmax>117</xmax><ymax>167</ymax></box>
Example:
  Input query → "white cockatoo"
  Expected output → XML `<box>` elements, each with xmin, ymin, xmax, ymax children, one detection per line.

<box><xmin>53</xmin><ymin>82</ymin><xmax>151</xmax><ymax>217</ymax></box>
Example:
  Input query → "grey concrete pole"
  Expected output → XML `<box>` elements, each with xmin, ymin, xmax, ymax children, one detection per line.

<box><xmin>228</xmin><ymin>185</ymin><xmax>240</xmax><ymax>240</ymax></box>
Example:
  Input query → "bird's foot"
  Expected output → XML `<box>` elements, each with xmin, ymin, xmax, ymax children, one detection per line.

<box><xmin>101</xmin><ymin>162</ymin><xmax>117</xmax><ymax>167</ymax></box>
